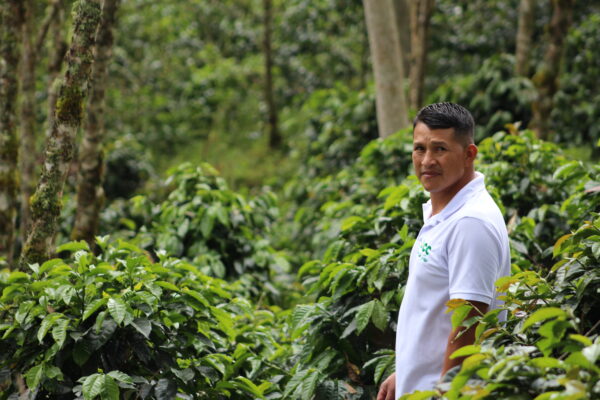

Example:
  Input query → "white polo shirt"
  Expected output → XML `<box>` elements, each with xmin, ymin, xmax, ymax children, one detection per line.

<box><xmin>394</xmin><ymin>172</ymin><xmax>510</xmax><ymax>397</ymax></box>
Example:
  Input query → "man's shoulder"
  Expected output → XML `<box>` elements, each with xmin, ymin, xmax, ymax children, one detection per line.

<box><xmin>453</xmin><ymin>189</ymin><xmax>505</xmax><ymax>229</ymax></box>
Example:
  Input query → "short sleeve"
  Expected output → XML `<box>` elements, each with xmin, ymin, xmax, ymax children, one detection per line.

<box><xmin>447</xmin><ymin>217</ymin><xmax>503</xmax><ymax>304</ymax></box>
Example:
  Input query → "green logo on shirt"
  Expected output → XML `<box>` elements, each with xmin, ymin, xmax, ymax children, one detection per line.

<box><xmin>418</xmin><ymin>242</ymin><xmax>432</xmax><ymax>262</ymax></box>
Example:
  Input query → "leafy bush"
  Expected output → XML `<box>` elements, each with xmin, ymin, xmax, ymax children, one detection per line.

<box><xmin>98</xmin><ymin>163</ymin><xmax>291</xmax><ymax>302</ymax></box>
<box><xmin>428</xmin><ymin>54</ymin><xmax>536</xmax><ymax>142</ymax></box>
<box><xmin>0</xmin><ymin>239</ymin><xmax>290</xmax><ymax>399</ymax></box>
<box><xmin>552</xmin><ymin>13</ymin><xmax>600</xmax><ymax>147</ymax></box>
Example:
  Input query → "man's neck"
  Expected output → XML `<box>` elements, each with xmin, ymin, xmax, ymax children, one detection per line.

<box><xmin>430</xmin><ymin>171</ymin><xmax>476</xmax><ymax>216</ymax></box>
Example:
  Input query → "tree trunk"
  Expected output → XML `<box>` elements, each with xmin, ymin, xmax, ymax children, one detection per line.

<box><xmin>263</xmin><ymin>0</ymin><xmax>281</xmax><ymax>148</ymax></box>
<box><xmin>515</xmin><ymin>0</ymin><xmax>535</xmax><ymax>77</ymax></box>
<box><xmin>0</xmin><ymin>1</ymin><xmax>23</xmax><ymax>267</ymax></box>
<box><xmin>20</xmin><ymin>0</ymin><xmax>102</xmax><ymax>268</ymax></box>
<box><xmin>46</xmin><ymin>1</ymin><xmax>69</xmax><ymax>133</ymax></box>
<box><xmin>18</xmin><ymin>0</ymin><xmax>60</xmax><ymax>242</ymax></box>
<box><xmin>530</xmin><ymin>0</ymin><xmax>575</xmax><ymax>140</ymax></box>
<box><xmin>18</xmin><ymin>0</ymin><xmax>36</xmax><ymax>241</ymax></box>
<box><xmin>408</xmin><ymin>0</ymin><xmax>434</xmax><ymax>110</ymax></box>
<box><xmin>73</xmin><ymin>0</ymin><xmax>120</xmax><ymax>247</ymax></box>
<box><xmin>363</xmin><ymin>0</ymin><xmax>409</xmax><ymax>138</ymax></box>
<box><xmin>393</xmin><ymin>0</ymin><xmax>411</xmax><ymax>79</ymax></box>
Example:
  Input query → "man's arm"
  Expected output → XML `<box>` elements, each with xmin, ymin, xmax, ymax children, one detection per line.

<box><xmin>441</xmin><ymin>300</ymin><xmax>488</xmax><ymax>376</ymax></box>
<box><xmin>377</xmin><ymin>372</ymin><xmax>396</xmax><ymax>400</ymax></box>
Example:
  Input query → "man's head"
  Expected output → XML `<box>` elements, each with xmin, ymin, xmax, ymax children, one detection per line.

<box><xmin>412</xmin><ymin>103</ymin><xmax>478</xmax><ymax>205</ymax></box>
<box><xmin>413</xmin><ymin>102</ymin><xmax>475</xmax><ymax>146</ymax></box>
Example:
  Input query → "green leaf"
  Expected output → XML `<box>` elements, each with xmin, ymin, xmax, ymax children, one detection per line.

<box><xmin>182</xmin><ymin>288</ymin><xmax>209</xmax><ymax>307</ymax></box>
<box><xmin>530</xmin><ymin>357</ymin><xmax>563</xmax><ymax>369</ymax></box>
<box><xmin>451</xmin><ymin>304</ymin><xmax>473</xmax><ymax>330</ymax></box>
<box><xmin>384</xmin><ymin>185</ymin><xmax>409</xmax><ymax>210</ymax></box>
<box><xmin>359</xmin><ymin>248</ymin><xmax>379</xmax><ymax>258</ymax></box>
<box><xmin>155</xmin><ymin>281</ymin><xmax>180</xmax><ymax>292</ymax></box>
<box><xmin>37</xmin><ymin>313</ymin><xmax>63</xmax><ymax>343</ymax></box>
<box><xmin>25</xmin><ymin>363</ymin><xmax>44</xmax><ymax>389</ymax></box>
<box><xmin>102</xmin><ymin>376</ymin><xmax>119</xmax><ymax>400</ymax></box>
<box><xmin>107</xmin><ymin>298</ymin><xmax>128</xmax><ymax>325</ymax></box>
<box><xmin>234</xmin><ymin>377</ymin><xmax>265</xmax><ymax>399</ymax></box>
<box><xmin>155</xmin><ymin>378</ymin><xmax>177</xmax><ymax>400</ymax></box>
<box><xmin>522</xmin><ymin>307</ymin><xmax>566</xmax><ymax>331</ymax></box>
<box><xmin>131</xmin><ymin>318</ymin><xmax>152</xmax><ymax>338</ymax></box>
<box><xmin>83</xmin><ymin>298</ymin><xmax>108</xmax><ymax>321</ymax></box>
<box><xmin>569</xmin><ymin>334</ymin><xmax>593</xmax><ymax>347</ymax></box>
<box><xmin>405</xmin><ymin>391</ymin><xmax>438</xmax><ymax>400</ymax></box>
<box><xmin>553</xmin><ymin>233</ymin><xmax>572</xmax><ymax>257</ymax></box>
<box><xmin>341</xmin><ymin>216</ymin><xmax>365</xmax><ymax>232</ymax></box>
<box><xmin>107</xmin><ymin>370</ymin><xmax>133</xmax><ymax>384</ymax></box>
<box><xmin>450</xmin><ymin>345</ymin><xmax>481</xmax><ymax>359</ymax></box>
<box><xmin>51</xmin><ymin>318</ymin><xmax>69</xmax><ymax>348</ymax></box>
<box><xmin>355</xmin><ymin>300</ymin><xmax>375</xmax><ymax>334</ymax></box>
<box><xmin>82</xmin><ymin>374</ymin><xmax>104</xmax><ymax>399</ymax></box>
<box><xmin>56</xmin><ymin>240</ymin><xmax>90</xmax><ymax>253</ymax></box>
<box><xmin>371</xmin><ymin>300</ymin><xmax>389</xmax><ymax>332</ymax></box>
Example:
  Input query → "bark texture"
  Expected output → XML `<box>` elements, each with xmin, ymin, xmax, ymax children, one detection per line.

<box><xmin>393</xmin><ymin>0</ymin><xmax>411</xmax><ymax>78</ymax></box>
<box><xmin>408</xmin><ymin>0</ymin><xmax>434</xmax><ymax>110</ymax></box>
<box><xmin>73</xmin><ymin>0</ymin><xmax>120</xmax><ymax>247</ymax></box>
<box><xmin>20</xmin><ymin>0</ymin><xmax>102</xmax><ymax>268</ymax></box>
<box><xmin>515</xmin><ymin>0</ymin><xmax>535</xmax><ymax>77</ymax></box>
<box><xmin>46</xmin><ymin>1</ymin><xmax>69</xmax><ymax>133</ymax></box>
<box><xmin>263</xmin><ymin>0</ymin><xmax>281</xmax><ymax>148</ymax></box>
<box><xmin>530</xmin><ymin>0</ymin><xmax>574</xmax><ymax>139</ymax></box>
<box><xmin>18</xmin><ymin>0</ymin><xmax>36</xmax><ymax>240</ymax></box>
<box><xmin>18</xmin><ymin>0</ymin><xmax>61</xmax><ymax>240</ymax></box>
<box><xmin>0</xmin><ymin>1</ymin><xmax>22</xmax><ymax>266</ymax></box>
<box><xmin>363</xmin><ymin>0</ymin><xmax>409</xmax><ymax>138</ymax></box>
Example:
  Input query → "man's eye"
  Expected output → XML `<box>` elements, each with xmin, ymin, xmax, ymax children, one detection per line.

<box><xmin>436</xmin><ymin>147</ymin><xmax>446</xmax><ymax>151</ymax></box>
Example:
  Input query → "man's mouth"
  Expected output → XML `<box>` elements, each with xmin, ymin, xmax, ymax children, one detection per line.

<box><xmin>421</xmin><ymin>171</ymin><xmax>440</xmax><ymax>178</ymax></box>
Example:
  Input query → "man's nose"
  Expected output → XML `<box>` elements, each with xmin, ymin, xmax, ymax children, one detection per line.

<box><xmin>422</xmin><ymin>150</ymin><xmax>435</xmax><ymax>167</ymax></box>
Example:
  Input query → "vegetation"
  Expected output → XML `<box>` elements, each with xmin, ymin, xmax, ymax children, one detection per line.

<box><xmin>1</xmin><ymin>0</ymin><xmax>600</xmax><ymax>399</ymax></box>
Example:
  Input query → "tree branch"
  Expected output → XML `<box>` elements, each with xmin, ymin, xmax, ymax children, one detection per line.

<box><xmin>35</xmin><ymin>0</ymin><xmax>61</xmax><ymax>53</ymax></box>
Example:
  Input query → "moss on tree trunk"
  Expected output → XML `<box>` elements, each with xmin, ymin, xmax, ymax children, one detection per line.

<box><xmin>73</xmin><ymin>0</ymin><xmax>120</xmax><ymax>247</ymax></box>
<box><xmin>20</xmin><ymin>0</ymin><xmax>102</xmax><ymax>268</ymax></box>
<box><xmin>0</xmin><ymin>1</ymin><xmax>22</xmax><ymax>267</ymax></box>
<box><xmin>530</xmin><ymin>0</ymin><xmax>575</xmax><ymax>140</ymax></box>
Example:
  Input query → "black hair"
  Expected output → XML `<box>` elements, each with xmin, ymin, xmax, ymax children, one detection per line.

<box><xmin>413</xmin><ymin>102</ymin><xmax>475</xmax><ymax>144</ymax></box>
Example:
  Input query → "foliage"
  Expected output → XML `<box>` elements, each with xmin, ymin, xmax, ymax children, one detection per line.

<box><xmin>98</xmin><ymin>163</ymin><xmax>291</xmax><ymax>303</ymax></box>
<box><xmin>428</xmin><ymin>54</ymin><xmax>536</xmax><ymax>142</ymax></box>
<box><xmin>552</xmin><ymin>13</ymin><xmax>600</xmax><ymax>147</ymax></box>
<box><xmin>0</xmin><ymin>239</ymin><xmax>291</xmax><ymax>399</ymax></box>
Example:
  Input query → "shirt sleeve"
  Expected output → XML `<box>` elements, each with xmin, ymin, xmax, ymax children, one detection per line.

<box><xmin>446</xmin><ymin>217</ymin><xmax>503</xmax><ymax>305</ymax></box>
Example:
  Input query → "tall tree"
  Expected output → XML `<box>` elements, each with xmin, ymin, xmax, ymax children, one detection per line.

<box><xmin>18</xmin><ymin>0</ymin><xmax>60</xmax><ymax>240</ymax></box>
<box><xmin>408</xmin><ymin>0</ymin><xmax>434</xmax><ymax>110</ymax></box>
<box><xmin>363</xmin><ymin>0</ymin><xmax>409</xmax><ymax>138</ymax></box>
<box><xmin>263</xmin><ymin>0</ymin><xmax>281</xmax><ymax>148</ymax></box>
<box><xmin>393</xmin><ymin>0</ymin><xmax>411</xmax><ymax>78</ymax></box>
<box><xmin>515</xmin><ymin>0</ymin><xmax>535</xmax><ymax>77</ymax></box>
<box><xmin>46</xmin><ymin>0</ymin><xmax>70</xmax><ymax>132</ymax></box>
<box><xmin>530</xmin><ymin>0</ymin><xmax>575</xmax><ymax>139</ymax></box>
<box><xmin>20</xmin><ymin>0</ymin><xmax>102</xmax><ymax>267</ymax></box>
<box><xmin>72</xmin><ymin>0</ymin><xmax>120</xmax><ymax>247</ymax></box>
<box><xmin>0</xmin><ymin>1</ymin><xmax>23</xmax><ymax>266</ymax></box>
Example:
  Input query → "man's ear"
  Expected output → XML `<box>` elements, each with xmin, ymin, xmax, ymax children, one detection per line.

<box><xmin>465</xmin><ymin>144</ymin><xmax>478</xmax><ymax>162</ymax></box>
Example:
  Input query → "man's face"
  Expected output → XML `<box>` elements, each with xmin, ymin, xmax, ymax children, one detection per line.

<box><xmin>412</xmin><ymin>122</ymin><xmax>475</xmax><ymax>197</ymax></box>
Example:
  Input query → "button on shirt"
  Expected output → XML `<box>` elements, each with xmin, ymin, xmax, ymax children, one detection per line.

<box><xmin>394</xmin><ymin>172</ymin><xmax>510</xmax><ymax>397</ymax></box>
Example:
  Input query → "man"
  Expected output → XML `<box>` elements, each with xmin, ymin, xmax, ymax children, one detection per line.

<box><xmin>377</xmin><ymin>103</ymin><xmax>510</xmax><ymax>399</ymax></box>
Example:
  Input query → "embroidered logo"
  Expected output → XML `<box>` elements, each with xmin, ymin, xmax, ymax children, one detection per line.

<box><xmin>418</xmin><ymin>242</ymin><xmax>432</xmax><ymax>262</ymax></box>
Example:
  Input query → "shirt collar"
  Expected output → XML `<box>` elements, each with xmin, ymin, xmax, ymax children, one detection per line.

<box><xmin>422</xmin><ymin>172</ymin><xmax>486</xmax><ymax>224</ymax></box>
